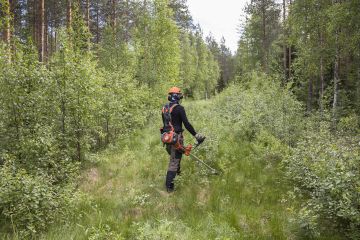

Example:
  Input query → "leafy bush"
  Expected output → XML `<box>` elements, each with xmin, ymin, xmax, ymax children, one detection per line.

<box><xmin>185</xmin><ymin>73</ymin><xmax>302</xmax><ymax>175</ymax></box>
<box><xmin>0</xmin><ymin>33</ymin><xmax>151</xmax><ymax>236</ymax></box>
<box><xmin>0</xmin><ymin>165</ymin><xmax>76</xmax><ymax>237</ymax></box>
<box><xmin>213</xmin><ymin>73</ymin><xmax>303</xmax><ymax>145</ymax></box>
<box><xmin>284</xmin><ymin>121</ymin><xmax>360</xmax><ymax>238</ymax></box>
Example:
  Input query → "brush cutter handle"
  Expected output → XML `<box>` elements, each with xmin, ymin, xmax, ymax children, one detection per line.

<box><xmin>195</xmin><ymin>133</ymin><xmax>206</xmax><ymax>144</ymax></box>
<box><xmin>183</xmin><ymin>145</ymin><xmax>192</xmax><ymax>156</ymax></box>
<box><xmin>177</xmin><ymin>144</ymin><xmax>193</xmax><ymax>156</ymax></box>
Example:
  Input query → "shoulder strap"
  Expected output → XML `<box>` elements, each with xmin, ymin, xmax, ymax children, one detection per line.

<box><xmin>169</xmin><ymin>104</ymin><xmax>179</xmax><ymax>113</ymax></box>
<box><xmin>162</xmin><ymin>103</ymin><xmax>170</xmax><ymax>113</ymax></box>
<box><xmin>162</xmin><ymin>103</ymin><xmax>178</xmax><ymax>130</ymax></box>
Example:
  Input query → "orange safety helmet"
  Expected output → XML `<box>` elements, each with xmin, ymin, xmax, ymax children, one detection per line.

<box><xmin>168</xmin><ymin>87</ymin><xmax>182</xmax><ymax>94</ymax></box>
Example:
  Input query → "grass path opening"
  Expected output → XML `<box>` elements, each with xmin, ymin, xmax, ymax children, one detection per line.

<box><xmin>43</xmin><ymin>100</ymin><xmax>295</xmax><ymax>240</ymax></box>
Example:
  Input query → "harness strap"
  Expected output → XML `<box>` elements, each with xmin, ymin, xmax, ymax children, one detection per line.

<box><xmin>162</xmin><ymin>103</ymin><xmax>178</xmax><ymax>113</ymax></box>
<box><xmin>162</xmin><ymin>103</ymin><xmax>179</xmax><ymax>131</ymax></box>
<box><xmin>169</xmin><ymin>104</ymin><xmax>178</xmax><ymax>113</ymax></box>
<box><xmin>168</xmin><ymin>104</ymin><xmax>178</xmax><ymax>128</ymax></box>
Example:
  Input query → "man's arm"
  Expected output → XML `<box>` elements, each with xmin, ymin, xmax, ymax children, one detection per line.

<box><xmin>179</xmin><ymin>106</ymin><xmax>197</xmax><ymax>136</ymax></box>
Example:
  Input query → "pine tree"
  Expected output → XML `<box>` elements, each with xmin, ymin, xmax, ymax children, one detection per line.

<box><xmin>38</xmin><ymin>0</ymin><xmax>44</xmax><ymax>61</ymax></box>
<box><xmin>237</xmin><ymin>0</ymin><xmax>281</xmax><ymax>74</ymax></box>
<box><xmin>169</xmin><ymin>0</ymin><xmax>193</xmax><ymax>30</ymax></box>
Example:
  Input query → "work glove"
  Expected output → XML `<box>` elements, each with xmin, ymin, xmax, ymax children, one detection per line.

<box><xmin>195</xmin><ymin>133</ymin><xmax>206</xmax><ymax>144</ymax></box>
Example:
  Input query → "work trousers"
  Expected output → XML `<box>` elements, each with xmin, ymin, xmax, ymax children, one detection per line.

<box><xmin>166</xmin><ymin>133</ymin><xmax>184</xmax><ymax>173</ymax></box>
<box><xmin>165</xmin><ymin>133</ymin><xmax>183</xmax><ymax>191</ymax></box>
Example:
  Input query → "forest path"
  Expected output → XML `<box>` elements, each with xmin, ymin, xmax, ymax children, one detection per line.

<box><xmin>45</xmin><ymin>100</ymin><xmax>295</xmax><ymax>239</ymax></box>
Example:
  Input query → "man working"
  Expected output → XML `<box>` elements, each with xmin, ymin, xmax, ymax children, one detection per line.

<box><xmin>161</xmin><ymin>87</ymin><xmax>205</xmax><ymax>193</ymax></box>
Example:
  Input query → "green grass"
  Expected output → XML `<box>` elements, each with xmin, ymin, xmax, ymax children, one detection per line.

<box><xmin>34</xmin><ymin>100</ymin><xmax>299</xmax><ymax>240</ymax></box>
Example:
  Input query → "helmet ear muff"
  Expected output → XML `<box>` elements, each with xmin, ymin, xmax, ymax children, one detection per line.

<box><xmin>168</xmin><ymin>93</ymin><xmax>183</xmax><ymax>101</ymax></box>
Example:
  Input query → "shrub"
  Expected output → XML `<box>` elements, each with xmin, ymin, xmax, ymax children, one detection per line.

<box><xmin>283</xmin><ymin>122</ymin><xmax>360</xmax><ymax>238</ymax></box>
<box><xmin>0</xmin><ymin>164</ymin><xmax>76</xmax><ymax>237</ymax></box>
<box><xmin>0</xmin><ymin>35</ymin><xmax>151</xmax><ymax>237</ymax></box>
<box><xmin>212</xmin><ymin>72</ymin><xmax>303</xmax><ymax>145</ymax></box>
<box><xmin>184</xmin><ymin>73</ymin><xmax>303</xmax><ymax>175</ymax></box>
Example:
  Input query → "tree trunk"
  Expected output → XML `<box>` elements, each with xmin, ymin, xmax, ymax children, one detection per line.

<box><xmin>10</xmin><ymin>0</ymin><xmax>16</xmax><ymax>36</ymax></box>
<box><xmin>333</xmin><ymin>32</ymin><xmax>340</xmax><ymax>120</ymax></box>
<box><xmin>78</xmin><ymin>0</ymin><xmax>82</xmax><ymax>12</ymax></box>
<box><xmin>332</xmin><ymin>0</ymin><xmax>340</xmax><ymax>122</ymax></box>
<box><xmin>357</xmin><ymin>50</ymin><xmax>360</xmax><ymax>113</ymax></box>
<box><xmin>283</xmin><ymin>0</ymin><xmax>287</xmax><ymax>82</ymax></box>
<box><xmin>85</xmin><ymin>0</ymin><xmax>90</xmax><ymax>29</ymax></box>
<box><xmin>34</xmin><ymin>0</ymin><xmax>38</xmax><ymax>46</ymax></box>
<box><xmin>3</xmin><ymin>0</ymin><xmax>11</xmax><ymax>44</ymax></box>
<box><xmin>50</xmin><ymin>21</ymin><xmax>53</xmax><ymax>56</ymax></box>
<box><xmin>288</xmin><ymin>0</ymin><xmax>292</xmax><ymax>79</ymax></box>
<box><xmin>38</xmin><ymin>0</ymin><xmax>45</xmax><ymax>62</ymax></box>
<box><xmin>124</xmin><ymin>0</ymin><xmax>130</xmax><ymax>42</ymax></box>
<box><xmin>35</xmin><ymin>1</ymin><xmax>39</xmax><ymax>47</ymax></box>
<box><xmin>45</xmin><ymin>12</ymin><xmax>48</xmax><ymax>61</ymax></box>
<box><xmin>111</xmin><ymin>0</ymin><xmax>117</xmax><ymax>31</ymax></box>
<box><xmin>67</xmin><ymin>0</ymin><xmax>72</xmax><ymax>30</ymax></box>
<box><xmin>261</xmin><ymin>1</ymin><xmax>267</xmax><ymax>73</ymax></box>
<box><xmin>54</xmin><ymin>12</ymin><xmax>58</xmax><ymax>52</ymax></box>
<box><xmin>3</xmin><ymin>0</ymin><xmax>12</xmax><ymax>61</ymax></box>
<box><xmin>96</xmin><ymin>1</ymin><xmax>100</xmax><ymax>43</ymax></box>
<box><xmin>358</xmin><ymin>42</ymin><xmax>360</xmax><ymax>113</ymax></box>
<box><xmin>318</xmin><ymin>3</ymin><xmax>324</xmax><ymax>113</ymax></box>
<box><xmin>84</xmin><ymin>0</ymin><xmax>90</xmax><ymax>50</ymax></box>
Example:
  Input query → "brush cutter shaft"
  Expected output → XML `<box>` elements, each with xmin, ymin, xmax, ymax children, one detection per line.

<box><xmin>189</xmin><ymin>153</ymin><xmax>217</xmax><ymax>172</ymax></box>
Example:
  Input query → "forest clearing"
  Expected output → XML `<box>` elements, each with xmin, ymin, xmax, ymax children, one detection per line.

<box><xmin>0</xmin><ymin>0</ymin><xmax>360</xmax><ymax>239</ymax></box>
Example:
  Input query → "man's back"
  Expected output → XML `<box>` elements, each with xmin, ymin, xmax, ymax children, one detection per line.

<box><xmin>164</xmin><ymin>103</ymin><xmax>196</xmax><ymax>136</ymax></box>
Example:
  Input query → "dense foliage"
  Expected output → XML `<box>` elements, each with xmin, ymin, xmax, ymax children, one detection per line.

<box><xmin>236</xmin><ymin>1</ymin><xmax>360</xmax><ymax>237</ymax></box>
<box><xmin>0</xmin><ymin>0</ymin><xmax>222</xmax><ymax>236</ymax></box>
<box><xmin>0</xmin><ymin>35</ymin><xmax>147</xmax><ymax>236</ymax></box>
<box><xmin>213</xmin><ymin>73</ymin><xmax>302</xmax><ymax>145</ymax></box>
<box><xmin>212</xmin><ymin>76</ymin><xmax>360</xmax><ymax>238</ymax></box>
<box><xmin>237</xmin><ymin>0</ymin><xmax>360</xmax><ymax>117</ymax></box>
<box><xmin>284</xmin><ymin>116</ymin><xmax>360</xmax><ymax>238</ymax></box>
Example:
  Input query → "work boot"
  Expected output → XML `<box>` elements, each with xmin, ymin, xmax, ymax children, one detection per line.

<box><xmin>165</xmin><ymin>171</ymin><xmax>177</xmax><ymax>192</ymax></box>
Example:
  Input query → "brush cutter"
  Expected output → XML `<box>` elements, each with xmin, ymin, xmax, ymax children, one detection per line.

<box><xmin>180</xmin><ymin>138</ymin><xmax>220</xmax><ymax>175</ymax></box>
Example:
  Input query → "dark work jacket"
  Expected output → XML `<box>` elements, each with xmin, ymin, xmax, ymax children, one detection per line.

<box><xmin>162</xmin><ymin>102</ymin><xmax>197</xmax><ymax>136</ymax></box>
